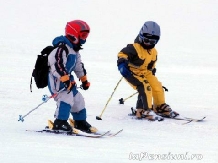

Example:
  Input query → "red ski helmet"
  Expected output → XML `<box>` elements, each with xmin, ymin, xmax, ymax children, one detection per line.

<box><xmin>65</xmin><ymin>20</ymin><xmax>90</xmax><ymax>44</ymax></box>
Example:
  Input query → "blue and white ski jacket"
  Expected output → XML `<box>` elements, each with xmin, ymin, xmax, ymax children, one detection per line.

<box><xmin>48</xmin><ymin>36</ymin><xmax>87</xmax><ymax>94</ymax></box>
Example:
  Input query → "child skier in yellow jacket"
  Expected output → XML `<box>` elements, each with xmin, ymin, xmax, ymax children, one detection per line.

<box><xmin>117</xmin><ymin>21</ymin><xmax>179</xmax><ymax>120</ymax></box>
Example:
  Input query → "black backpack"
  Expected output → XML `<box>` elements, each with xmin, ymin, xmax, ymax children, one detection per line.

<box><xmin>30</xmin><ymin>44</ymin><xmax>68</xmax><ymax>92</ymax></box>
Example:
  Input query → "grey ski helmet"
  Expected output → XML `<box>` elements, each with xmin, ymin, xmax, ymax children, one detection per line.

<box><xmin>138</xmin><ymin>21</ymin><xmax>160</xmax><ymax>44</ymax></box>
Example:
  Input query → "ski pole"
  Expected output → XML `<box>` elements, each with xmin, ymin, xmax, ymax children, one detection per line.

<box><xmin>18</xmin><ymin>88</ymin><xmax>65</xmax><ymax>122</ymax></box>
<box><xmin>96</xmin><ymin>77</ymin><xmax>123</xmax><ymax>120</ymax></box>
<box><xmin>118</xmin><ymin>86</ymin><xmax>168</xmax><ymax>104</ymax></box>
<box><xmin>119</xmin><ymin>92</ymin><xmax>138</xmax><ymax>104</ymax></box>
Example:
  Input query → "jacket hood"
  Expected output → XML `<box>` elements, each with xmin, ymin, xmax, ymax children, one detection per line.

<box><xmin>52</xmin><ymin>35</ymin><xmax>74</xmax><ymax>48</ymax></box>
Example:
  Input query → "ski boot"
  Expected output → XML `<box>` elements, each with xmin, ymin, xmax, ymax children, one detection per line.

<box><xmin>69</xmin><ymin>119</ymin><xmax>97</xmax><ymax>133</ymax></box>
<box><xmin>153</xmin><ymin>103</ymin><xmax>179</xmax><ymax>118</ymax></box>
<box><xmin>135</xmin><ymin>108</ymin><xmax>164</xmax><ymax>121</ymax></box>
<box><xmin>52</xmin><ymin>119</ymin><xmax>72</xmax><ymax>132</ymax></box>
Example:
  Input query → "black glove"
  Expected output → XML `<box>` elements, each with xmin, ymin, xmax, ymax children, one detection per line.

<box><xmin>63</xmin><ymin>80</ymin><xmax>75</xmax><ymax>92</ymax></box>
<box><xmin>81</xmin><ymin>80</ymin><xmax>90</xmax><ymax>90</ymax></box>
<box><xmin>60</xmin><ymin>75</ymin><xmax>75</xmax><ymax>93</ymax></box>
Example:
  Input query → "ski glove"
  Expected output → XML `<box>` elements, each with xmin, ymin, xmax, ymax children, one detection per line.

<box><xmin>118</xmin><ymin>59</ymin><xmax>132</xmax><ymax>78</ymax></box>
<box><xmin>79</xmin><ymin>76</ymin><xmax>90</xmax><ymax>90</ymax></box>
<box><xmin>81</xmin><ymin>80</ymin><xmax>90</xmax><ymax>90</ymax></box>
<box><xmin>60</xmin><ymin>75</ymin><xmax>75</xmax><ymax>93</ymax></box>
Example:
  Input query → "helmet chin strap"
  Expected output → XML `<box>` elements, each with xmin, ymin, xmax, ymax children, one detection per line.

<box><xmin>65</xmin><ymin>35</ymin><xmax>84</xmax><ymax>52</ymax></box>
<box><xmin>66</xmin><ymin>35</ymin><xmax>79</xmax><ymax>44</ymax></box>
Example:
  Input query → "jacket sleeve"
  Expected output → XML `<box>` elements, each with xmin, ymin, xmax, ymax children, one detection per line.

<box><xmin>48</xmin><ymin>46</ymin><xmax>69</xmax><ymax>79</ymax></box>
<box><xmin>73</xmin><ymin>53</ymin><xmax>87</xmax><ymax>80</ymax></box>
<box><xmin>118</xmin><ymin>44</ymin><xmax>144</xmax><ymax>67</ymax></box>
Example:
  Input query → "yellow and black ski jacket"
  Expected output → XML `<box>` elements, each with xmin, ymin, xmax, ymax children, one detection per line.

<box><xmin>117</xmin><ymin>36</ymin><xmax>157</xmax><ymax>77</ymax></box>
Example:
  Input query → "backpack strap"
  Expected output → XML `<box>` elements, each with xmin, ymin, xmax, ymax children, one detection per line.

<box><xmin>58</xmin><ymin>44</ymin><xmax>69</xmax><ymax>55</ymax></box>
<box><xmin>30</xmin><ymin>76</ymin><xmax>33</xmax><ymax>92</ymax></box>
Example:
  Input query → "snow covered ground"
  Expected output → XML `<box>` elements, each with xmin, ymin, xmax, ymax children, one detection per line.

<box><xmin>0</xmin><ymin>0</ymin><xmax>218</xmax><ymax>162</ymax></box>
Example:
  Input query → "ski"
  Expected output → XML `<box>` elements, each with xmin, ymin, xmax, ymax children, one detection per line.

<box><xmin>181</xmin><ymin>116</ymin><xmax>206</xmax><ymax>122</ymax></box>
<box><xmin>68</xmin><ymin>118</ymin><xmax>122</xmax><ymax>137</ymax></box>
<box><xmin>26</xmin><ymin>118</ymin><xmax>122</xmax><ymax>138</ymax></box>
<box><xmin>107</xmin><ymin>129</ymin><xmax>123</xmax><ymax>137</ymax></box>
<box><xmin>129</xmin><ymin>108</ymin><xmax>206</xmax><ymax>124</ymax></box>
<box><xmin>88</xmin><ymin>129</ymin><xmax>123</xmax><ymax>137</ymax></box>
<box><xmin>172</xmin><ymin>116</ymin><xmax>206</xmax><ymax>124</ymax></box>
<box><xmin>26</xmin><ymin>128</ymin><xmax>110</xmax><ymax>138</ymax></box>
<box><xmin>165</xmin><ymin>115</ymin><xmax>206</xmax><ymax>122</ymax></box>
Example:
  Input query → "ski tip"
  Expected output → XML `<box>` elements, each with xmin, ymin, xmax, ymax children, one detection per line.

<box><xmin>118</xmin><ymin>129</ymin><xmax>123</xmax><ymax>133</ymax></box>
<box><xmin>108</xmin><ymin>129</ymin><xmax>123</xmax><ymax>137</ymax></box>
